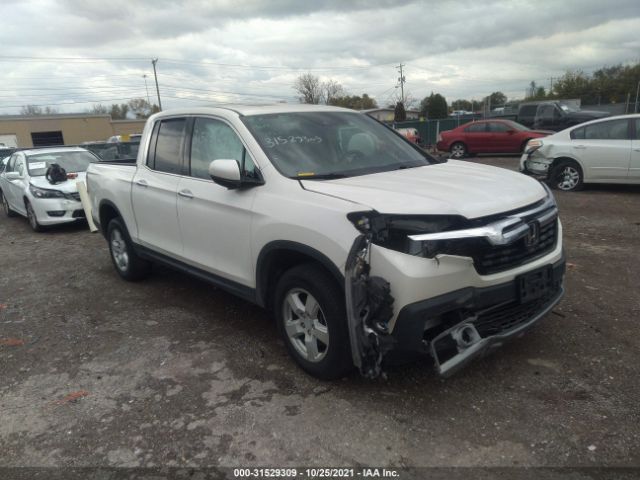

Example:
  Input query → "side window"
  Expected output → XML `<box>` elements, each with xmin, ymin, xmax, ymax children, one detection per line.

<box><xmin>488</xmin><ymin>122</ymin><xmax>510</xmax><ymax>132</ymax></box>
<box><xmin>152</xmin><ymin>118</ymin><xmax>186</xmax><ymax>174</ymax></box>
<box><xmin>519</xmin><ymin>105</ymin><xmax>537</xmax><ymax>117</ymax></box>
<box><xmin>583</xmin><ymin>120</ymin><xmax>629</xmax><ymax>140</ymax></box>
<box><xmin>190</xmin><ymin>118</ymin><xmax>256</xmax><ymax>180</ymax></box>
<box><xmin>464</xmin><ymin>123</ymin><xmax>486</xmax><ymax>133</ymax></box>
<box><xmin>571</xmin><ymin>127</ymin><xmax>585</xmax><ymax>140</ymax></box>
<box><xmin>538</xmin><ymin>105</ymin><xmax>554</xmax><ymax>119</ymax></box>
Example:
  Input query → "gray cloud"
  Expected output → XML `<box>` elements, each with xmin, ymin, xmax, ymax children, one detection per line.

<box><xmin>0</xmin><ymin>0</ymin><xmax>638</xmax><ymax>113</ymax></box>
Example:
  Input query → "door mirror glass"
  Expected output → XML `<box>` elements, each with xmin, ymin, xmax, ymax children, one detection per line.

<box><xmin>209</xmin><ymin>159</ymin><xmax>242</xmax><ymax>189</ymax></box>
<box><xmin>5</xmin><ymin>171</ymin><xmax>20</xmax><ymax>180</ymax></box>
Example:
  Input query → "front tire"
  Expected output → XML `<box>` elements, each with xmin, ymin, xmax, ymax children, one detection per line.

<box><xmin>550</xmin><ymin>160</ymin><xmax>584</xmax><ymax>191</ymax></box>
<box><xmin>1</xmin><ymin>191</ymin><xmax>17</xmax><ymax>217</ymax></box>
<box><xmin>107</xmin><ymin>218</ymin><xmax>151</xmax><ymax>281</ymax></box>
<box><xmin>25</xmin><ymin>200</ymin><xmax>44</xmax><ymax>232</ymax></box>
<box><xmin>450</xmin><ymin>142</ymin><xmax>467</xmax><ymax>159</ymax></box>
<box><xmin>274</xmin><ymin>264</ymin><xmax>353</xmax><ymax>380</ymax></box>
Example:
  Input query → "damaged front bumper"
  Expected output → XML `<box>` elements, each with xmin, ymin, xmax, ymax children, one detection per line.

<box><xmin>345</xmin><ymin>230</ymin><xmax>565</xmax><ymax>378</ymax></box>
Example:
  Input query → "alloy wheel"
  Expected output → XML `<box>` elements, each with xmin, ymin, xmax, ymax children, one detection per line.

<box><xmin>110</xmin><ymin>228</ymin><xmax>129</xmax><ymax>271</ymax></box>
<box><xmin>282</xmin><ymin>288</ymin><xmax>329</xmax><ymax>363</ymax></box>
<box><xmin>557</xmin><ymin>166</ymin><xmax>580</xmax><ymax>191</ymax></box>
<box><xmin>450</xmin><ymin>143</ymin><xmax>465</xmax><ymax>158</ymax></box>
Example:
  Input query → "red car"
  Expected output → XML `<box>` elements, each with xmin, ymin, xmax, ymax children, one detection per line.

<box><xmin>436</xmin><ymin>119</ymin><xmax>551</xmax><ymax>158</ymax></box>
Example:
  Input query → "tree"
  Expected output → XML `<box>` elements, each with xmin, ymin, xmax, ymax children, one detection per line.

<box><xmin>20</xmin><ymin>105</ymin><xmax>58</xmax><ymax>116</ymax></box>
<box><xmin>110</xmin><ymin>104</ymin><xmax>129</xmax><ymax>120</ymax></box>
<box><xmin>328</xmin><ymin>93</ymin><xmax>377</xmax><ymax>110</ymax></box>
<box><xmin>487</xmin><ymin>91</ymin><xmax>507</xmax><ymax>108</ymax></box>
<box><xmin>394</xmin><ymin>102</ymin><xmax>406</xmax><ymax>122</ymax></box>
<box><xmin>420</xmin><ymin>92</ymin><xmax>448</xmax><ymax>119</ymax></box>
<box><xmin>451</xmin><ymin>99</ymin><xmax>473</xmax><ymax>112</ymax></box>
<box><xmin>323</xmin><ymin>79</ymin><xmax>344</xmax><ymax>105</ymax></box>
<box><xmin>127</xmin><ymin>98</ymin><xmax>158</xmax><ymax>119</ymax></box>
<box><xmin>294</xmin><ymin>73</ymin><xmax>323</xmax><ymax>104</ymax></box>
<box><xmin>90</xmin><ymin>104</ymin><xmax>109</xmax><ymax>115</ymax></box>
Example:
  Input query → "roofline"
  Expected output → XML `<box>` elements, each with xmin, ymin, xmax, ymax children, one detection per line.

<box><xmin>0</xmin><ymin>113</ymin><xmax>112</xmax><ymax>121</ymax></box>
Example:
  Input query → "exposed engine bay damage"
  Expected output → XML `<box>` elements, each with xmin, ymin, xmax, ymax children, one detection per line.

<box><xmin>345</xmin><ymin>234</ymin><xmax>395</xmax><ymax>378</ymax></box>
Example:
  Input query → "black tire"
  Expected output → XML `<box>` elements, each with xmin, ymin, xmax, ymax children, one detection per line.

<box><xmin>25</xmin><ymin>200</ymin><xmax>44</xmax><ymax>232</ymax></box>
<box><xmin>550</xmin><ymin>159</ymin><xmax>584</xmax><ymax>192</ymax></box>
<box><xmin>274</xmin><ymin>263</ymin><xmax>353</xmax><ymax>380</ymax></box>
<box><xmin>450</xmin><ymin>142</ymin><xmax>467</xmax><ymax>159</ymax></box>
<box><xmin>107</xmin><ymin>217</ymin><xmax>151</xmax><ymax>281</ymax></box>
<box><xmin>1</xmin><ymin>191</ymin><xmax>17</xmax><ymax>217</ymax></box>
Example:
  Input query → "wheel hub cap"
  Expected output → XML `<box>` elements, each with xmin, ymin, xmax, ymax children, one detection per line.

<box><xmin>283</xmin><ymin>288</ymin><xmax>329</xmax><ymax>363</ymax></box>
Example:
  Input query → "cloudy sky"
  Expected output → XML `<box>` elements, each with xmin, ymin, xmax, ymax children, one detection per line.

<box><xmin>0</xmin><ymin>0</ymin><xmax>639</xmax><ymax>114</ymax></box>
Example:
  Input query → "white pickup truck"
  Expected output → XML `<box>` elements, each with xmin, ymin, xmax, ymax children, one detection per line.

<box><xmin>86</xmin><ymin>105</ymin><xmax>565</xmax><ymax>379</ymax></box>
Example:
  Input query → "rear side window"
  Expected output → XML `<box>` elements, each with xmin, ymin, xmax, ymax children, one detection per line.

<box><xmin>571</xmin><ymin>127</ymin><xmax>585</xmax><ymax>140</ymax></box>
<box><xmin>464</xmin><ymin>123</ymin><xmax>486</xmax><ymax>133</ymax></box>
<box><xmin>583</xmin><ymin>119</ymin><xmax>629</xmax><ymax>140</ymax></box>
<box><xmin>519</xmin><ymin>105</ymin><xmax>537</xmax><ymax>117</ymax></box>
<box><xmin>151</xmin><ymin>118</ymin><xmax>186</xmax><ymax>174</ymax></box>
<box><xmin>488</xmin><ymin>122</ymin><xmax>510</xmax><ymax>132</ymax></box>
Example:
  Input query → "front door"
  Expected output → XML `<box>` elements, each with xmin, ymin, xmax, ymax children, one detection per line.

<box><xmin>177</xmin><ymin>116</ymin><xmax>259</xmax><ymax>287</ymax></box>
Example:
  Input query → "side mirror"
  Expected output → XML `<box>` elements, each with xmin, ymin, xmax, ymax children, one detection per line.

<box><xmin>209</xmin><ymin>159</ymin><xmax>243</xmax><ymax>189</ymax></box>
<box><xmin>5</xmin><ymin>171</ymin><xmax>20</xmax><ymax>180</ymax></box>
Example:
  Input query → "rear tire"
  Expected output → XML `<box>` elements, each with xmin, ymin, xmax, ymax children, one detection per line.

<box><xmin>274</xmin><ymin>263</ymin><xmax>353</xmax><ymax>380</ymax></box>
<box><xmin>550</xmin><ymin>160</ymin><xmax>584</xmax><ymax>191</ymax></box>
<box><xmin>1</xmin><ymin>191</ymin><xmax>17</xmax><ymax>218</ymax></box>
<box><xmin>107</xmin><ymin>217</ymin><xmax>151</xmax><ymax>281</ymax></box>
<box><xmin>25</xmin><ymin>200</ymin><xmax>44</xmax><ymax>232</ymax></box>
<box><xmin>450</xmin><ymin>142</ymin><xmax>467</xmax><ymax>159</ymax></box>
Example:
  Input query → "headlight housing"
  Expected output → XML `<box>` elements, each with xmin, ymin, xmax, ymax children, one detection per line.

<box><xmin>29</xmin><ymin>184</ymin><xmax>65</xmax><ymax>199</ymax></box>
<box><xmin>525</xmin><ymin>139</ymin><xmax>543</xmax><ymax>154</ymax></box>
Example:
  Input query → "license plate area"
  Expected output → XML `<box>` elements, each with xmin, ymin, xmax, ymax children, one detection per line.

<box><xmin>517</xmin><ymin>266</ymin><xmax>552</xmax><ymax>303</ymax></box>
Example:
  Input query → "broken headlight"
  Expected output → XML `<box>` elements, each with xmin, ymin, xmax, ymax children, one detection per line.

<box><xmin>347</xmin><ymin>211</ymin><xmax>464</xmax><ymax>258</ymax></box>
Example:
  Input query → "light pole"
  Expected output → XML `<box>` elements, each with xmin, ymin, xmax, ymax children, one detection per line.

<box><xmin>151</xmin><ymin>58</ymin><xmax>162</xmax><ymax>111</ymax></box>
<box><xmin>143</xmin><ymin>74</ymin><xmax>151</xmax><ymax>106</ymax></box>
<box><xmin>635</xmin><ymin>79</ymin><xmax>639</xmax><ymax>114</ymax></box>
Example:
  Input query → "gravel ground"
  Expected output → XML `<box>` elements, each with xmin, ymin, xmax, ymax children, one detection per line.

<box><xmin>1</xmin><ymin>156</ymin><xmax>639</xmax><ymax>474</ymax></box>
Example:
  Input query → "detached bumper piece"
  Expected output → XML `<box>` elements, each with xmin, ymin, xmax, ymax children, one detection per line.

<box><xmin>393</xmin><ymin>256</ymin><xmax>565</xmax><ymax>377</ymax></box>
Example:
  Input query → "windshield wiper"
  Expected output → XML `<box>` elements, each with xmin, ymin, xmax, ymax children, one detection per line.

<box><xmin>296</xmin><ymin>173</ymin><xmax>348</xmax><ymax>180</ymax></box>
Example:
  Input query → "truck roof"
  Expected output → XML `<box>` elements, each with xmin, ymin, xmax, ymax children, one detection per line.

<box><xmin>151</xmin><ymin>104</ymin><xmax>354</xmax><ymax>119</ymax></box>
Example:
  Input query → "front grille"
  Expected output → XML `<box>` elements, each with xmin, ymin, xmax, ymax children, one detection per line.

<box><xmin>474</xmin><ymin>219</ymin><xmax>557</xmax><ymax>275</ymax></box>
<box><xmin>473</xmin><ymin>289</ymin><xmax>559</xmax><ymax>337</ymax></box>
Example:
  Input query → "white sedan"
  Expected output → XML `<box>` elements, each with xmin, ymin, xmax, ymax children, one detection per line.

<box><xmin>520</xmin><ymin>113</ymin><xmax>640</xmax><ymax>191</ymax></box>
<box><xmin>0</xmin><ymin>147</ymin><xmax>96</xmax><ymax>231</ymax></box>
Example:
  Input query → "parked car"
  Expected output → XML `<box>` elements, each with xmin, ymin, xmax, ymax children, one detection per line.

<box><xmin>0</xmin><ymin>147</ymin><xmax>96</xmax><ymax>231</ymax></box>
<box><xmin>497</xmin><ymin>101</ymin><xmax>609</xmax><ymax>131</ymax></box>
<box><xmin>87</xmin><ymin>105</ymin><xmax>565</xmax><ymax>380</ymax></box>
<box><xmin>520</xmin><ymin>114</ymin><xmax>640</xmax><ymax>191</ymax></box>
<box><xmin>0</xmin><ymin>156</ymin><xmax>9</xmax><ymax>173</ymax></box>
<box><xmin>436</xmin><ymin>119</ymin><xmax>551</xmax><ymax>158</ymax></box>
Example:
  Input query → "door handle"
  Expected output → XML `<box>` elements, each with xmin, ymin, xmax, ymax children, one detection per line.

<box><xmin>573</xmin><ymin>145</ymin><xmax>586</xmax><ymax>149</ymax></box>
<box><xmin>178</xmin><ymin>189</ymin><xmax>194</xmax><ymax>199</ymax></box>
<box><xmin>135</xmin><ymin>179</ymin><xmax>148</xmax><ymax>187</ymax></box>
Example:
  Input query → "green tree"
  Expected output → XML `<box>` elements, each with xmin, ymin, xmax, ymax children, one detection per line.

<box><xmin>110</xmin><ymin>104</ymin><xmax>129</xmax><ymax>120</ymax></box>
<box><xmin>451</xmin><ymin>99</ymin><xmax>473</xmax><ymax>111</ymax></box>
<box><xmin>329</xmin><ymin>93</ymin><xmax>377</xmax><ymax>110</ymax></box>
<box><xmin>394</xmin><ymin>101</ymin><xmax>407</xmax><ymax>122</ymax></box>
<box><xmin>488</xmin><ymin>91</ymin><xmax>507</xmax><ymax>107</ymax></box>
<box><xmin>420</xmin><ymin>92</ymin><xmax>448</xmax><ymax>119</ymax></box>
<box><xmin>293</xmin><ymin>73</ymin><xmax>323</xmax><ymax>104</ymax></box>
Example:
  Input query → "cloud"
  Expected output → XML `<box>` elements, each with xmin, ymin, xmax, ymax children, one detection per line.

<box><xmin>0</xmin><ymin>0</ymin><xmax>638</xmax><ymax>113</ymax></box>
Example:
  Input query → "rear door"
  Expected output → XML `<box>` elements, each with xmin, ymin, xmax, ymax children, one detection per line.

<box><xmin>462</xmin><ymin>122</ymin><xmax>489</xmax><ymax>153</ymax></box>
<box><xmin>570</xmin><ymin>119</ymin><xmax>631</xmax><ymax>181</ymax></box>
<box><xmin>176</xmin><ymin>116</ymin><xmax>259</xmax><ymax>286</ymax></box>
<box><xmin>630</xmin><ymin>118</ymin><xmax>640</xmax><ymax>180</ymax></box>
<box><xmin>131</xmin><ymin>117</ymin><xmax>186</xmax><ymax>256</ymax></box>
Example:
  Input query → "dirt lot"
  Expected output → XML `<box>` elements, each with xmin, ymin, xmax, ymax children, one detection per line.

<box><xmin>1</xmin><ymin>156</ymin><xmax>639</xmax><ymax>474</ymax></box>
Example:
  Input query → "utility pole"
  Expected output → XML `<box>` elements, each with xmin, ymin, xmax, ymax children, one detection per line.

<box><xmin>142</xmin><ymin>74</ymin><xmax>151</xmax><ymax>105</ymax></box>
<box><xmin>396</xmin><ymin>63</ymin><xmax>406</xmax><ymax>104</ymax></box>
<box><xmin>548</xmin><ymin>77</ymin><xmax>554</xmax><ymax>94</ymax></box>
<box><xmin>635</xmin><ymin>80</ymin><xmax>639</xmax><ymax>113</ymax></box>
<box><xmin>151</xmin><ymin>58</ymin><xmax>162</xmax><ymax>111</ymax></box>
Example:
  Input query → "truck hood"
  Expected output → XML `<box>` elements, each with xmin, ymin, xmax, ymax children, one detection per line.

<box><xmin>29</xmin><ymin>172</ymin><xmax>86</xmax><ymax>193</ymax></box>
<box><xmin>300</xmin><ymin>160</ymin><xmax>546</xmax><ymax>219</ymax></box>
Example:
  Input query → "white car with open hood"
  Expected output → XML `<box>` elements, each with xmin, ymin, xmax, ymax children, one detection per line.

<box><xmin>0</xmin><ymin>147</ymin><xmax>94</xmax><ymax>231</ymax></box>
<box><xmin>86</xmin><ymin>105</ymin><xmax>565</xmax><ymax>379</ymax></box>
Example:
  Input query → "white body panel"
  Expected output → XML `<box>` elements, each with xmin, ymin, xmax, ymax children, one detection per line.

<box><xmin>87</xmin><ymin>105</ymin><xmax>564</xmax><ymax>331</ymax></box>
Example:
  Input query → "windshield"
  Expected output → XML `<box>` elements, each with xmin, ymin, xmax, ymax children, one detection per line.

<box><xmin>26</xmin><ymin>151</ymin><xmax>96</xmax><ymax>177</ymax></box>
<box><xmin>560</xmin><ymin>104</ymin><xmax>576</xmax><ymax>113</ymax></box>
<box><xmin>241</xmin><ymin>111</ymin><xmax>433</xmax><ymax>179</ymax></box>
